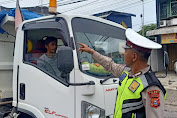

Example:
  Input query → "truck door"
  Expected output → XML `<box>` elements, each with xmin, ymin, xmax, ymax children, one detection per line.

<box><xmin>16</xmin><ymin>18</ymin><xmax>75</xmax><ymax>118</ymax></box>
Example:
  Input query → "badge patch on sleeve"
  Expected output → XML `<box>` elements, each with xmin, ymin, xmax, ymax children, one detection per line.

<box><xmin>128</xmin><ymin>80</ymin><xmax>140</xmax><ymax>92</ymax></box>
<box><xmin>119</xmin><ymin>72</ymin><xmax>127</xmax><ymax>82</ymax></box>
<box><xmin>148</xmin><ymin>90</ymin><xmax>160</xmax><ymax>108</ymax></box>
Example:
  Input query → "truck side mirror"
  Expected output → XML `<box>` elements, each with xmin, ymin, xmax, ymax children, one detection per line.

<box><xmin>164</xmin><ymin>51</ymin><xmax>169</xmax><ymax>68</ymax></box>
<box><xmin>57</xmin><ymin>46</ymin><xmax>95</xmax><ymax>87</ymax></box>
<box><xmin>57</xmin><ymin>46</ymin><xmax>74</xmax><ymax>74</ymax></box>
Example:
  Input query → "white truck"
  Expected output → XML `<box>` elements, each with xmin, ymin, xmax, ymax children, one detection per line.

<box><xmin>0</xmin><ymin>14</ymin><xmax>126</xmax><ymax>118</ymax></box>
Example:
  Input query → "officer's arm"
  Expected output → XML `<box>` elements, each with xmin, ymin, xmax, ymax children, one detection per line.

<box><xmin>141</xmin><ymin>86</ymin><xmax>165</xmax><ymax>118</ymax></box>
<box><xmin>78</xmin><ymin>42</ymin><xmax>125</xmax><ymax>78</ymax></box>
<box><xmin>92</xmin><ymin>51</ymin><xmax>125</xmax><ymax>78</ymax></box>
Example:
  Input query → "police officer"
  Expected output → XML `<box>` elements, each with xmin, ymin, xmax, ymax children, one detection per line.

<box><xmin>78</xmin><ymin>28</ymin><xmax>166</xmax><ymax>118</ymax></box>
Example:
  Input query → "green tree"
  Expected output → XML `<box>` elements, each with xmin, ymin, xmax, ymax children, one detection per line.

<box><xmin>138</xmin><ymin>24</ymin><xmax>156</xmax><ymax>40</ymax></box>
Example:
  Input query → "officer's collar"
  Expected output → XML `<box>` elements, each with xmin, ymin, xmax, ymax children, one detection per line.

<box><xmin>129</xmin><ymin>66</ymin><xmax>150</xmax><ymax>78</ymax></box>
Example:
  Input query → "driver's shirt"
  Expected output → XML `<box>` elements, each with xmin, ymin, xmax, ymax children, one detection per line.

<box><xmin>92</xmin><ymin>51</ymin><xmax>165</xmax><ymax>118</ymax></box>
<box><xmin>37</xmin><ymin>53</ymin><xmax>61</xmax><ymax>78</ymax></box>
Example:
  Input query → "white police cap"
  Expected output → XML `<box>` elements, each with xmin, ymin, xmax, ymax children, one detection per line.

<box><xmin>123</xmin><ymin>28</ymin><xmax>162</xmax><ymax>52</ymax></box>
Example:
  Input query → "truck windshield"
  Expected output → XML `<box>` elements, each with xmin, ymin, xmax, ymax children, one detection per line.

<box><xmin>72</xmin><ymin>18</ymin><xmax>126</xmax><ymax>78</ymax></box>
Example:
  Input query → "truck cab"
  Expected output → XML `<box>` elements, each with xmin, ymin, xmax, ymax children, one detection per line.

<box><xmin>0</xmin><ymin>14</ymin><xmax>126</xmax><ymax>118</ymax></box>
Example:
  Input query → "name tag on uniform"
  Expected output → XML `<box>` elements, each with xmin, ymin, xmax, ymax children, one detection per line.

<box><xmin>128</xmin><ymin>80</ymin><xmax>140</xmax><ymax>93</ymax></box>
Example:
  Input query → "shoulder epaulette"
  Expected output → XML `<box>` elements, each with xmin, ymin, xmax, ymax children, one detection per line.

<box><xmin>143</xmin><ymin>71</ymin><xmax>166</xmax><ymax>95</ymax></box>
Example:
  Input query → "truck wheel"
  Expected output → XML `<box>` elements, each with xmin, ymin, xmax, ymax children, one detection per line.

<box><xmin>17</xmin><ymin>113</ymin><xmax>33</xmax><ymax>118</ymax></box>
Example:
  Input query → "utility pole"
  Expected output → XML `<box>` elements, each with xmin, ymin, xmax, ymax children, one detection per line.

<box><xmin>141</xmin><ymin>0</ymin><xmax>145</xmax><ymax>36</ymax></box>
<box><xmin>41</xmin><ymin>0</ymin><xmax>43</xmax><ymax>14</ymax></box>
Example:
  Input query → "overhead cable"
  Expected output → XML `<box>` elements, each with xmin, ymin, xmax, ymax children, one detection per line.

<box><xmin>77</xmin><ymin>0</ymin><xmax>154</xmax><ymax>14</ymax></box>
<box><xmin>61</xmin><ymin>0</ymin><xmax>99</xmax><ymax>13</ymax></box>
<box><xmin>61</xmin><ymin>0</ymin><xmax>154</xmax><ymax>14</ymax></box>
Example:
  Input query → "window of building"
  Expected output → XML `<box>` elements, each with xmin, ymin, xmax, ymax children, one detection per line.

<box><xmin>160</xmin><ymin>1</ymin><xmax>168</xmax><ymax>19</ymax></box>
<box><xmin>171</xmin><ymin>0</ymin><xmax>177</xmax><ymax>16</ymax></box>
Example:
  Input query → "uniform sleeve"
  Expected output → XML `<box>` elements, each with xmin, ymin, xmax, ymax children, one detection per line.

<box><xmin>92</xmin><ymin>51</ymin><xmax>126</xmax><ymax>78</ymax></box>
<box><xmin>141</xmin><ymin>86</ymin><xmax>165</xmax><ymax>118</ymax></box>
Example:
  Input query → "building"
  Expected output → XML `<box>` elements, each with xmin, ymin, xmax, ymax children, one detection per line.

<box><xmin>147</xmin><ymin>0</ymin><xmax>177</xmax><ymax>71</ymax></box>
<box><xmin>94</xmin><ymin>11</ymin><xmax>136</xmax><ymax>28</ymax></box>
<box><xmin>0</xmin><ymin>6</ymin><xmax>49</xmax><ymax>15</ymax></box>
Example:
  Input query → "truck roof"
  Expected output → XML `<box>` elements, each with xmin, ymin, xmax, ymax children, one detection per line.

<box><xmin>21</xmin><ymin>14</ymin><xmax>125</xmax><ymax>30</ymax></box>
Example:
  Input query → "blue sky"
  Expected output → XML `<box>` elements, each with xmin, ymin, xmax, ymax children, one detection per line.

<box><xmin>1</xmin><ymin>0</ymin><xmax>156</xmax><ymax>31</ymax></box>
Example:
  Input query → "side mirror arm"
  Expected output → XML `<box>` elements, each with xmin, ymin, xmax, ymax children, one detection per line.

<box><xmin>62</xmin><ymin>73</ymin><xmax>95</xmax><ymax>86</ymax></box>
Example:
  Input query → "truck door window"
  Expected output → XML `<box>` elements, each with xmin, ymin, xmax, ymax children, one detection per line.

<box><xmin>72</xmin><ymin>18</ymin><xmax>126</xmax><ymax>78</ymax></box>
<box><xmin>23</xmin><ymin>28</ymin><xmax>67</xmax><ymax>83</ymax></box>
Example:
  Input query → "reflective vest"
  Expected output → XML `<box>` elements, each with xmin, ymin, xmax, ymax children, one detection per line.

<box><xmin>114</xmin><ymin>70</ymin><xmax>166</xmax><ymax>118</ymax></box>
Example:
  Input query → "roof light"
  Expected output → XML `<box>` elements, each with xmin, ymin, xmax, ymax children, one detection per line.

<box><xmin>49</xmin><ymin>0</ymin><xmax>57</xmax><ymax>14</ymax></box>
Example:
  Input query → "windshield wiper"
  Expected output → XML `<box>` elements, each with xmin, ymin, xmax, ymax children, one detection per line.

<box><xmin>100</xmin><ymin>77</ymin><xmax>110</xmax><ymax>84</ymax></box>
<box><xmin>84</xmin><ymin>33</ymin><xmax>95</xmax><ymax>50</ymax></box>
<box><xmin>100</xmin><ymin>75</ymin><xmax>117</xmax><ymax>84</ymax></box>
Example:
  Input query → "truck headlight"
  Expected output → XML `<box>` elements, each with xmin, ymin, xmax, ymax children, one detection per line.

<box><xmin>81</xmin><ymin>101</ymin><xmax>105</xmax><ymax>118</ymax></box>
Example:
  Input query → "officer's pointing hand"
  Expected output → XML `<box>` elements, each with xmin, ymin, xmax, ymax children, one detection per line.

<box><xmin>77</xmin><ymin>42</ymin><xmax>95</xmax><ymax>55</ymax></box>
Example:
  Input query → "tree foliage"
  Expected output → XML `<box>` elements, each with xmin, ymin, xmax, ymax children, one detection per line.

<box><xmin>138</xmin><ymin>24</ymin><xmax>156</xmax><ymax>40</ymax></box>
